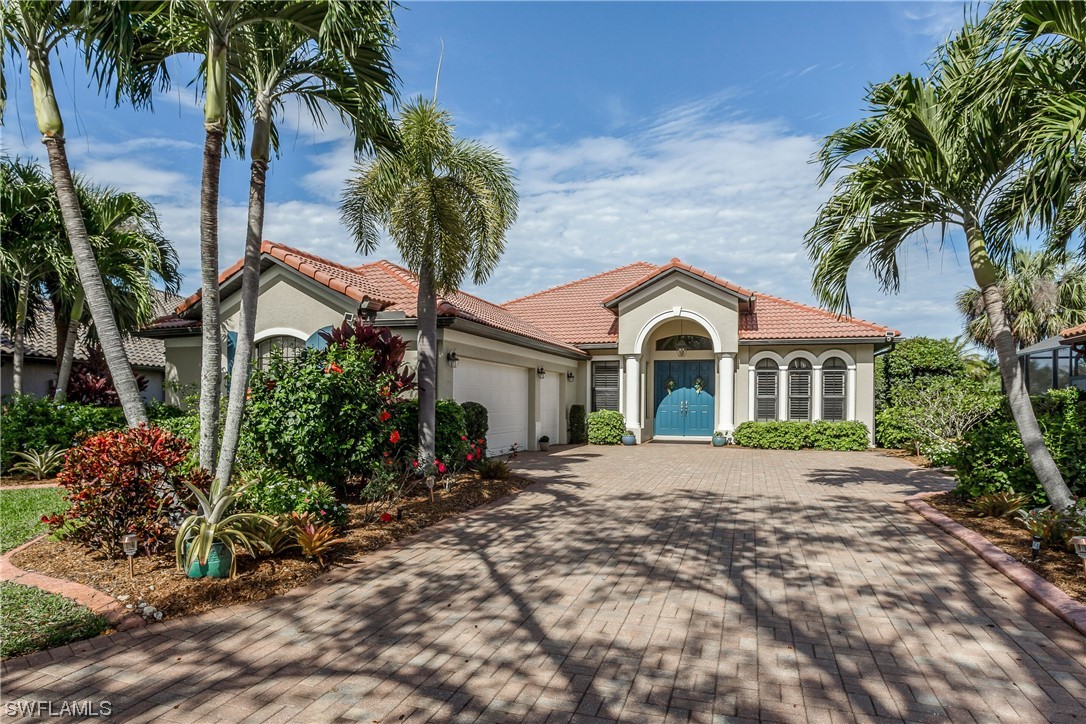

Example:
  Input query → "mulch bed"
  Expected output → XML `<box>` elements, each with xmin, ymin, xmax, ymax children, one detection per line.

<box><xmin>10</xmin><ymin>472</ymin><xmax>532</xmax><ymax>620</ymax></box>
<box><xmin>926</xmin><ymin>492</ymin><xmax>1086</xmax><ymax>605</ymax></box>
<box><xmin>0</xmin><ymin>476</ymin><xmax>59</xmax><ymax>488</ymax></box>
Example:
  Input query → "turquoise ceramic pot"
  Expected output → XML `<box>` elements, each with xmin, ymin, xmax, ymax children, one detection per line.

<box><xmin>185</xmin><ymin>541</ymin><xmax>233</xmax><ymax>579</ymax></box>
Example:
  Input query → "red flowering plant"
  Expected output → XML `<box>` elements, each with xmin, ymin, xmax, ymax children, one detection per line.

<box><xmin>44</xmin><ymin>426</ymin><xmax>209</xmax><ymax>557</ymax></box>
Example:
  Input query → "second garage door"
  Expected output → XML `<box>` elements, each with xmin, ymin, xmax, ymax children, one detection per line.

<box><xmin>452</xmin><ymin>359</ymin><xmax>529</xmax><ymax>454</ymax></box>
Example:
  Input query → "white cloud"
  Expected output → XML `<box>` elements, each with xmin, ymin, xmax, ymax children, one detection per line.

<box><xmin>900</xmin><ymin>3</ymin><xmax>969</xmax><ymax>42</ymax></box>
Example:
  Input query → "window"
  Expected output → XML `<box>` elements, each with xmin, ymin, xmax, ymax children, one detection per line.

<box><xmin>821</xmin><ymin>357</ymin><xmax>847</xmax><ymax>422</ymax></box>
<box><xmin>256</xmin><ymin>335</ymin><xmax>305</xmax><ymax>371</ymax></box>
<box><xmin>788</xmin><ymin>359</ymin><xmax>812</xmax><ymax>421</ymax></box>
<box><xmin>655</xmin><ymin>334</ymin><xmax>712</xmax><ymax>352</ymax></box>
<box><xmin>754</xmin><ymin>359</ymin><xmax>778</xmax><ymax>421</ymax></box>
<box><xmin>1026</xmin><ymin>351</ymin><xmax>1054</xmax><ymax>395</ymax></box>
<box><xmin>592</xmin><ymin>361</ymin><xmax>620</xmax><ymax>411</ymax></box>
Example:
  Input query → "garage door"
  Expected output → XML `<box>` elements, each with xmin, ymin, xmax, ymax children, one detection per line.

<box><xmin>453</xmin><ymin>359</ymin><xmax>529</xmax><ymax>455</ymax></box>
<box><xmin>539</xmin><ymin>374</ymin><xmax>559</xmax><ymax>443</ymax></box>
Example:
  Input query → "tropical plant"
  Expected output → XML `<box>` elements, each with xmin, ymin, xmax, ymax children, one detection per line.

<box><xmin>341</xmin><ymin>97</ymin><xmax>518</xmax><ymax>462</ymax></box>
<box><xmin>214</xmin><ymin>18</ymin><xmax>396</xmax><ymax>488</ymax></box>
<box><xmin>175</xmin><ymin>476</ymin><xmax>269</xmax><ymax>579</ymax></box>
<box><xmin>876</xmin><ymin>376</ymin><xmax>1003</xmax><ymax>454</ymax></box>
<box><xmin>475</xmin><ymin>456</ymin><xmax>511</xmax><ymax>481</ymax></box>
<box><xmin>288</xmin><ymin>512</ymin><xmax>345</xmax><ymax>567</ymax></box>
<box><xmin>587</xmin><ymin>410</ymin><xmax>626</xmax><ymax>445</ymax></box>
<box><xmin>462</xmin><ymin>402</ymin><xmax>489</xmax><ymax>453</ymax></box>
<box><xmin>231</xmin><ymin>514</ymin><xmax>299</xmax><ymax>558</ymax></box>
<box><xmin>1015</xmin><ymin>506</ymin><xmax>1073</xmax><ymax>548</ymax></box>
<box><xmin>9</xmin><ymin>446</ymin><xmax>67</xmax><ymax>480</ymax></box>
<box><xmin>238</xmin><ymin>467</ymin><xmax>348</xmax><ymax>528</ymax></box>
<box><xmin>969</xmin><ymin>491</ymin><xmax>1031</xmax><ymax>518</ymax></box>
<box><xmin>957</xmin><ymin>249</ymin><xmax>1086</xmax><ymax>350</ymax></box>
<box><xmin>0</xmin><ymin>395</ymin><xmax>126</xmax><ymax>470</ymax></box>
<box><xmin>805</xmin><ymin>26</ymin><xmax>1075</xmax><ymax>509</ymax></box>
<box><xmin>2</xmin><ymin>1</ymin><xmax>150</xmax><ymax>426</ymax></box>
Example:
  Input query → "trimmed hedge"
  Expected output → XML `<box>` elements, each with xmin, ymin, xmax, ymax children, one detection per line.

<box><xmin>462</xmin><ymin>402</ymin><xmax>489</xmax><ymax>452</ymax></box>
<box><xmin>568</xmin><ymin>404</ymin><xmax>587</xmax><ymax>444</ymax></box>
<box><xmin>953</xmin><ymin>387</ymin><xmax>1086</xmax><ymax>505</ymax></box>
<box><xmin>587</xmin><ymin>409</ymin><xmax>626</xmax><ymax>445</ymax></box>
<box><xmin>733</xmin><ymin>421</ymin><xmax>870</xmax><ymax>451</ymax></box>
<box><xmin>393</xmin><ymin>398</ymin><xmax>471</xmax><ymax>464</ymax></box>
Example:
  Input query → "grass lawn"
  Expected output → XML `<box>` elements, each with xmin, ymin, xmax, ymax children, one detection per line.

<box><xmin>0</xmin><ymin>581</ymin><xmax>110</xmax><ymax>658</ymax></box>
<box><xmin>0</xmin><ymin>487</ymin><xmax>68</xmax><ymax>553</ymax></box>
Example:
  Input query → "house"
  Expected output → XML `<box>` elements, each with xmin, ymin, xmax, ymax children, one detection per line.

<box><xmin>141</xmin><ymin>242</ymin><xmax>899</xmax><ymax>451</ymax></box>
<box><xmin>1016</xmin><ymin>322</ymin><xmax>1086</xmax><ymax>394</ymax></box>
<box><xmin>1</xmin><ymin>291</ymin><xmax>181</xmax><ymax>401</ymax></box>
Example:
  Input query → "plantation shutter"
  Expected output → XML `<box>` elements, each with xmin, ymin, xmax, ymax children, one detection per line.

<box><xmin>788</xmin><ymin>370</ymin><xmax>811</xmax><ymax>421</ymax></box>
<box><xmin>592</xmin><ymin>362</ymin><xmax>620</xmax><ymax>411</ymax></box>
<box><xmin>754</xmin><ymin>370</ymin><xmax>778</xmax><ymax>421</ymax></box>
<box><xmin>822</xmin><ymin>369</ymin><xmax>846</xmax><ymax>421</ymax></box>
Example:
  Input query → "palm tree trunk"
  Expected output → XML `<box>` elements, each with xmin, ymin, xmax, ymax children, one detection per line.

<box><xmin>54</xmin><ymin>291</ymin><xmax>84</xmax><ymax>401</ymax></box>
<box><xmin>416</xmin><ymin>264</ymin><xmax>438</xmax><ymax>462</ymax></box>
<box><xmin>11</xmin><ymin>273</ymin><xmax>29</xmax><ymax>396</ymax></box>
<box><xmin>42</xmin><ymin>138</ymin><xmax>148</xmax><ymax>427</ymax></box>
<box><xmin>967</xmin><ymin>225</ymin><xmax>1073</xmax><ymax>509</ymax></box>
<box><xmin>197</xmin><ymin>125</ymin><xmax>224</xmax><ymax>473</ymax></box>
<box><xmin>217</xmin><ymin>100</ymin><xmax>272</xmax><ymax>486</ymax></box>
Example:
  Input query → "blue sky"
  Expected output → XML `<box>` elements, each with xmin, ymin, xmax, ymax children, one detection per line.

<box><xmin>3</xmin><ymin>1</ymin><xmax>978</xmax><ymax>338</ymax></box>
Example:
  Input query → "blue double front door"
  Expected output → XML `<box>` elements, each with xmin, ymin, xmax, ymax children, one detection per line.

<box><xmin>654</xmin><ymin>360</ymin><xmax>715</xmax><ymax>437</ymax></box>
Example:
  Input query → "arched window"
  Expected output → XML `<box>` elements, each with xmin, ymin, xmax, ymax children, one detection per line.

<box><xmin>754</xmin><ymin>359</ymin><xmax>779</xmax><ymax>421</ymax></box>
<box><xmin>256</xmin><ymin>335</ymin><xmax>305</xmax><ymax>371</ymax></box>
<box><xmin>788</xmin><ymin>358</ymin><xmax>812</xmax><ymax>421</ymax></box>
<box><xmin>821</xmin><ymin>357</ymin><xmax>847</xmax><ymax>421</ymax></box>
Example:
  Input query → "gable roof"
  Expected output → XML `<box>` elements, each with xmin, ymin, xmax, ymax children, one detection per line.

<box><xmin>503</xmin><ymin>259</ymin><xmax>897</xmax><ymax>344</ymax></box>
<box><xmin>602</xmin><ymin>258</ymin><xmax>755</xmax><ymax>307</ymax></box>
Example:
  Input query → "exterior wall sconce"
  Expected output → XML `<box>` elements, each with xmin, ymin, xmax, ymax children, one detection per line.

<box><xmin>567</xmin><ymin>371</ymin><xmax>575</xmax><ymax>382</ymax></box>
<box><xmin>446</xmin><ymin>350</ymin><xmax>459</xmax><ymax>368</ymax></box>
<box><xmin>537</xmin><ymin>366</ymin><xmax>546</xmax><ymax>379</ymax></box>
<box><xmin>1073</xmin><ymin>536</ymin><xmax>1086</xmax><ymax>575</ymax></box>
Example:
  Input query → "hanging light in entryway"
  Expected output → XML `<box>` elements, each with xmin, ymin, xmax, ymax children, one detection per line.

<box><xmin>677</xmin><ymin>318</ymin><xmax>687</xmax><ymax>357</ymax></box>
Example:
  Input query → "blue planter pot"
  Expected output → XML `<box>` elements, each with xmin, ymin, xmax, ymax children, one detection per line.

<box><xmin>621</xmin><ymin>434</ymin><xmax>636</xmax><ymax>446</ymax></box>
<box><xmin>712</xmin><ymin>437</ymin><xmax>727</xmax><ymax>447</ymax></box>
<box><xmin>185</xmin><ymin>541</ymin><xmax>233</xmax><ymax>579</ymax></box>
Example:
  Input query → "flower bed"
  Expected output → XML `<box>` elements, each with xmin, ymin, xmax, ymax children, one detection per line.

<box><xmin>925</xmin><ymin>492</ymin><xmax>1086</xmax><ymax>604</ymax></box>
<box><xmin>10</xmin><ymin>471</ymin><xmax>531</xmax><ymax>622</ymax></box>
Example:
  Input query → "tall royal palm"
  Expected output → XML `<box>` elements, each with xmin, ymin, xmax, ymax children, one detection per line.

<box><xmin>140</xmin><ymin>0</ymin><xmax>392</xmax><ymax>473</ymax></box>
<box><xmin>214</xmin><ymin>21</ymin><xmax>395</xmax><ymax>487</ymax></box>
<box><xmin>805</xmin><ymin>30</ymin><xmax>1076</xmax><ymax>508</ymax></box>
<box><xmin>2</xmin><ymin>1</ymin><xmax>149</xmax><ymax>424</ymax></box>
<box><xmin>957</xmin><ymin>249</ymin><xmax>1086</xmax><ymax>351</ymax></box>
<box><xmin>341</xmin><ymin>99</ymin><xmax>518</xmax><ymax>462</ymax></box>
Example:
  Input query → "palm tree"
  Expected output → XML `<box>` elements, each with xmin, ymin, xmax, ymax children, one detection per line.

<box><xmin>957</xmin><ymin>249</ymin><xmax>1086</xmax><ymax>350</ymax></box>
<box><xmin>214</xmin><ymin>20</ymin><xmax>395</xmax><ymax>487</ymax></box>
<box><xmin>0</xmin><ymin>158</ymin><xmax>66</xmax><ymax>395</ymax></box>
<box><xmin>804</xmin><ymin>29</ymin><xmax>1076</xmax><ymax>509</ymax></box>
<box><xmin>341</xmin><ymin>98</ymin><xmax>518</xmax><ymax>462</ymax></box>
<box><xmin>136</xmin><ymin>0</ymin><xmax>395</xmax><ymax>474</ymax></box>
<box><xmin>2</xmin><ymin>1</ymin><xmax>149</xmax><ymax>425</ymax></box>
<box><xmin>52</xmin><ymin>182</ymin><xmax>181</xmax><ymax>400</ymax></box>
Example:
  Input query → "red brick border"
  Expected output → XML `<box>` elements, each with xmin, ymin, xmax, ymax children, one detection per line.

<box><xmin>906</xmin><ymin>492</ymin><xmax>1086</xmax><ymax>636</ymax></box>
<box><xmin>0</xmin><ymin>482</ymin><xmax>61</xmax><ymax>490</ymax></box>
<box><xmin>1</xmin><ymin>536</ymin><xmax>144</xmax><ymax>632</ymax></box>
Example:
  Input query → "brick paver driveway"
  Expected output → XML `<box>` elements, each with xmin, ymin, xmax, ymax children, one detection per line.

<box><xmin>4</xmin><ymin>446</ymin><xmax>1086</xmax><ymax>722</ymax></box>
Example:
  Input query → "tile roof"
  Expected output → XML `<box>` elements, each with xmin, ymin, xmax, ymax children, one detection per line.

<box><xmin>504</xmin><ymin>259</ymin><xmax>897</xmax><ymax>344</ymax></box>
<box><xmin>502</xmin><ymin>263</ymin><xmax>658</xmax><ymax>344</ymax></box>
<box><xmin>1061</xmin><ymin>322</ymin><xmax>1086</xmax><ymax>341</ymax></box>
<box><xmin>2</xmin><ymin>290</ymin><xmax>183</xmax><ymax>369</ymax></box>
<box><xmin>602</xmin><ymin>258</ymin><xmax>755</xmax><ymax>306</ymax></box>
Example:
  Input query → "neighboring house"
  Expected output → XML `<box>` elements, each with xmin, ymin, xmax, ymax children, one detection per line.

<box><xmin>1</xmin><ymin>290</ymin><xmax>181</xmax><ymax>401</ymax></box>
<box><xmin>141</xmin><ymin>242</ymin><xmax>899</xmax><ymax>450</ymax></box>
<box><xmin>1017</xmin><ymin>321</ymin><xmax>1086</xmax><ymax>394</ymax></box>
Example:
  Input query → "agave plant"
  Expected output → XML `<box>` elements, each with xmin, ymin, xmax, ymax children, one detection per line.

<box><xmin>175</xmin><ymin>477</ymin><xmax>271</xmax><ymax>578</ymax></box>
<box><xmin>969</xmin><ymin>491</ymin><xmax>1031</xmax><ymax>518</ymax></box>
<box><xmin>10</xmin><ymin>445</ymin><xmax>67</xmax><ymax>480</ymax></box>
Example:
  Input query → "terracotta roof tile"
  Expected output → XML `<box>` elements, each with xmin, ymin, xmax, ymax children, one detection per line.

<box><xmin>502</xmin><ymin>263</ymin><xmax>658</xmax><ymax>344</ymax></box>
<box><xmin>1061</xmin><ymin>322</ymin><xmax>1086</xmax><ymax>341</ymax></box>
<box><xmin>602</xmin><ymin>258</ymin><xmax>754</xmax><ymax>305</ymax></box>
<box><xmin>739</xmin><ymin>293</ymin><xmax>898</xmax><ymax>340</ymax></box>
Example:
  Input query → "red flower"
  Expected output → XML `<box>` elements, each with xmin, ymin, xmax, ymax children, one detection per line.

<box><xmin>389</xmin><ymin>430</ymin><xmax>401</xmax><ymax>444</ymax></box>
<box><xmin>412</xmin><ymin>460</ymin><xmax>419</xmax><ymax>468</ymax></box>
<box><xmin>380</xmin><ymin>512</ymin><xmax>393</xmax><ymax>523</ymax></box>
<box><xmin>461</xmin><ymin>435</ymin><xmax>468</xmax><ymax>441</ymax></box>
<box><xmin>324</xmin><ymin>363</ymin><xmax>343</xmax><ymax>374</ymax></box>
<box><xmin>437</xmin><ymin>462</ymin><xmax>447</xmax><ymax>474</ymax></box>
<box><xmin>379</xmin><ymin>410</ymin><xmax>391</xmax><ymax>422</ymax></box>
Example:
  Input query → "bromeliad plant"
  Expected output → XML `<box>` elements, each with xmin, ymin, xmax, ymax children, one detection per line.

<box><xmin>175</xmin><ymin>477</ymin><xmax>271</xmax><ymax>579</ymax></box>
<box><xmin>10</xmin><ymin>445</ymin><xmax>67</xmax><ymax>480</ymax></box>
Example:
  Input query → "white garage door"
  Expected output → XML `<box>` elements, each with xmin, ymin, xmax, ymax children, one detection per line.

<box><xmin>539</xmin><ymin>374</ymin><xmax>559</xmax><ymax>443</ymax></box>
<box><xmin>453</xmin><ymin>359</ymin><xmax>529</xmax><ymax>455</ymax></box>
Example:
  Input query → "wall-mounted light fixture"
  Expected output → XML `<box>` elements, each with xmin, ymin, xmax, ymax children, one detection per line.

<box><xmin>567</xmin><ymin>371</ymin><xmax>575</xmax><ymax>382</ymax></box>
<box><xmin>537</xmin><ymin>366</ymin><xmax>546</xmax><ymax>379</ymax></box>
<box><xmin>446</xmin><ymin>350</ymin><xmax>459</xmax><ymax>368</ymax></box>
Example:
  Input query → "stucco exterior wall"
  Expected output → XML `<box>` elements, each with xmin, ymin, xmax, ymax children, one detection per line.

<box><xmin>1</xmin><ymin>358</ymin><xmax>164</xmax><ymax>403</ymax></box>
<box><xmin>616</xmin><ymin>275</ymin><xmax>740</xmax><ymax>356</ymax></box>
<box><xmin>163</xmin><ymin>338</ymin><xmax>202</xmax><ymax>408</ymax></box>
<box><xmin>220</xmin><ymin>266</ymin><xmax>355</xmax><ymax>343</ymax></box>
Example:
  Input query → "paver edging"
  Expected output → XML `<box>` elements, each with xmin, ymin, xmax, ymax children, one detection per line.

<box><xmin>1</xmin><ymin>535</ymin><xmax>145</xmax><ymax>633</ymax></box>
<box><xmin>0</xmin><ymin>482</ymin><xmax>62</xmax><ymax>490</ymax></box>
<box><xmin>906</xmin><ymin>491</ymin><xmax>1086</xmax><ymax>636</ymax></box>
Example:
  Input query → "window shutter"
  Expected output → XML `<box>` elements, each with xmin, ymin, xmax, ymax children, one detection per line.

<box><xmin>788</xmin><ymin>371</ymin><xmax>811</xmax><ymax>421</ymax></box>
<box><xmin>822</xmin><ymin>370</ymin><xmax>846</xmax><ymax>421</ymax></box>
<box><xmin>592</xmin><ymin>362</ymin><xmax>620</xmax><ymax>411</ymax></box>
<box><xmin>755</xmin><ymin>371</ymin><xmax>778</xmax><ymax>421</ymax></box>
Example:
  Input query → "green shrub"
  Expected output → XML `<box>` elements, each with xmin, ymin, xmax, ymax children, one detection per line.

<box><xmin>476</xmin><ymin>456</ymin><xmax>511</xmax><ymax>480</ymax></box>
<box><xmin>568</xmin><ymin>404</ymin><xmax>587</xmax><ymax>444</ymax></box>
<box><xmin>953</xmin><ymin>388</ymin><xmax>1086</xmax><ymax>504</ymax></box>
<box><xmin>587</xmin><ymin>410</ymin><xmax>626</xmax><ymax>445</ymax></box>
<box><xmin>876</xmin><ymin>376</ymin><xmax>1001</xmax><ymax>453</ymax></box>
<box><xmin>392</xmin><ymin>398</ymin><xmax>471</xmax><ymax>466</ymax></box>
<box><xmin>246</xmin><ymin>342</ymin><xmax>408</xmax><ymax>485</ymax></box>
<box><xmin>969</xmin><ymin>491</ymin><xmax>1030</xmax><ymax>518</ymax></box>
<box><xmin>0</xmin><ymin>395</ymin><xmax>126</xmax><ymax>470</ymax></box>
<box><xmin>238</xmin><ymin>467</ymin><xmax>348</xmax><ymax>528</ymax></box>
<box><xmin>462</xmin><ymin>401</ymin><xmax>489</xmax><ymax>452</ymax></box>
<box><xmin>733</xmin><ymin>421</ymin><xmax>870</xmax><ymax>451</ymax></box>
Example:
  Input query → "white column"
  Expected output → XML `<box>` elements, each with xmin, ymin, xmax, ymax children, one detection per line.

<box><xmin>847</xmin><ymin>366</ymin><xmax>857</xmax><ymax>421</ymax></box>
<box><xmin>747</xmin><ymin>366</ymin><xmax>756</xmax><ymax>422</ymax></box>
<box><xmin>617</xmin><ymin>363</ymin><xmax>625</xmax><ymax>416</ymax></box>
<box><xmin>625</xmin><ymin>354</ymin><xmax>641</xmax><ymax>433</ymax></box>
<box><xmin>717</xmin><ymin>353</ymin><xmax>735</xmax><ymax>433</ymax></box>
<box><xmin>812</xmin><ymin>366</ymin><xmax>822</xmax><ymax>421</ymax></box>
<box><xmin>778</xmin><ymin>366</ymin><xmax>788</xmax><ymax>421</ymax></box>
